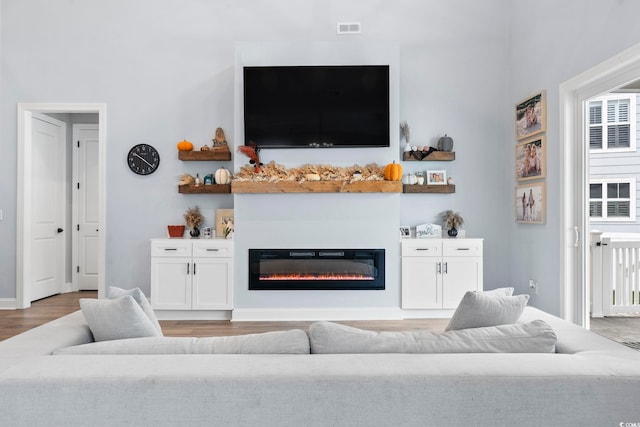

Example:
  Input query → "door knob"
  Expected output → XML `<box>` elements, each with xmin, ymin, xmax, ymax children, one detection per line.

<box><xmin>57</xmin><ymin>228</ymin><xmax>64</xmax><ymax>233</ymax></box>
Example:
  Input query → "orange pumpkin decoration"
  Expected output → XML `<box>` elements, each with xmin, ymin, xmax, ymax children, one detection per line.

<box><xmin>384</xmin><ymin>161</ymin><xmax>403</xmax><ymax>181</ymax></box>
<box><xmin>177</xmin><ymin>140</ymin><xmax>194</xmax><ymax>151</ymax></box>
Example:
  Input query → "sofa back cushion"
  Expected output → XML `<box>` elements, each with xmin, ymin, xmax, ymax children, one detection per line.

<box><xmin>53</xmin><ymin>329</ymin><xmax>310</xmax><ymax>355</ymax></box>
<box><xmin>309</xmin><ymin>320</ymin><xmax>556</xmax><ymax>354</ymax></box>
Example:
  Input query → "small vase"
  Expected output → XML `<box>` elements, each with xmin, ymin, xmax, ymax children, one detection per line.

<box><xmin>190</xmin><ymin>227</ymin><xmax>200</xmax><ymax>238</ymax></box>
<box><xmin>447</xmin><ymin>227</ymin><xmax>458</xmax><ymax>238</ymax></box>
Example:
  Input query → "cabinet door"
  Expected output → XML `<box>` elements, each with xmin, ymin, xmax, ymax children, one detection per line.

<box><xmin>151</xmin><ymin>257</ymin><xmax>191</xmax><ymax>310</ymax></box>
<box><xmin>401</xmin><ymin>257</ymin><xmax>440</xmax><ymax>309</ymax></box>
<box><xmin>442</xmin><ymin>257</ymin><xmax>482</xmax><ymax>309</ymax></box>
<box><xmin>191</xmin><ymin>257</ymin><xmax>233</xmax><ymax>310</ymax></box>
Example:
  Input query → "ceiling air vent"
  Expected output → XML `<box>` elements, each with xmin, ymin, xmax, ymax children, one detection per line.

<box><xmin>337</xmin><ymin>22</ymin><xmax>361</xmax><ymax>35</ymax></box>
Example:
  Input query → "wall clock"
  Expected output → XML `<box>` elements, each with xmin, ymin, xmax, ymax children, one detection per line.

<box><xmin>127</xmin><ymin>143</ymin><xmax>160</xmax><ymax>175</ymax></box>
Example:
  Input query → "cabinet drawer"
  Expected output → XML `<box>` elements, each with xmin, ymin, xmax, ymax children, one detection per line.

<box><xmin>193</xmin><ymin>241</ymin><xmax>232</xmax><ymax>257</ymax></box>
<box><xmin>151</xmin><ymin>240</ymin><xmax>192</xmax><ymax>257</ymax></box>
<box><xmin>442</xmin><ymin>239</ymin><xmax>483</xmax><ymax>257</ymax></box>
<box><xmin>401</xmin><ymin>240</ymin><xmax>441</xmax><ymax>257</ymax></box>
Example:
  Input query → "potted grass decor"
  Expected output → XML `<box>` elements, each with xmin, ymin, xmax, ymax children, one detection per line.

<box><xmin>440</xmin><ymin>210</ymin><xmax>464</xmax><ymax>238</ymax></box>
<box><xmin>184</xmin><ymin>206</ymin><xmax>204</xmax><ymax>238</ymax></box>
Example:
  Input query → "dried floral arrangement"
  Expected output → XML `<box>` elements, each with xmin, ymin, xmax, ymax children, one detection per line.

<box><xmin>440</xmin><ymin>210</ymin><xmax>464</xmax><ymax>230</ymax></box>
<box><xmin>233</xmin><ymin>161</ymin><xmax>386</xmax><ymax>183</ymax></box>
<box><xmin>184</xmin><ymin>206</ymin><xmax>204</xmax><ymax>229</ymax></box>
<box><xmin>400</xmin><ymin>120</ymin><xmax>411</xmax><ymax>143</ymax></box>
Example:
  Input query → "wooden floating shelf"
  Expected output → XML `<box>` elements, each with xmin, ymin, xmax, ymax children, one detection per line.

<box><xmin>178</xmin><ymin>184</ymin><xmax>231</xmax><ymax>194</ymax></box>
<box><xmin>178</xmin><ymin>150</ymin><xmax>231</xmax><ymax>161</ymax></box>
<box><xmin>403</xmin><ymin>184</ymin><xmax>456</xmax><ymax>194</ymax></box>
<box><xmin>402</xmin><ymin>151</ymin><xmax>455</xmax><ymax>161</ymax></box>
<box><xmin>232</xmin><ymin>181</ymin><xmax>402</xmax><ymax>194</ymax></box>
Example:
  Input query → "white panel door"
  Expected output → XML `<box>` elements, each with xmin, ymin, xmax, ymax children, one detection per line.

<box><xmin>30</xmin><ymin>114</ymin><xmax>65</xmax><ymax>301</ymax></box>
<box><xmin>74</xmin><ymin>125</ymin><xmax>99</xmax><ymax>290</ymax></box>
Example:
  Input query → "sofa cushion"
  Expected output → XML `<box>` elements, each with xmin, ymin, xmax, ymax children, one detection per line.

<box><xmin>445</xmin><ymin>291</ymin><xmax>530</xmax><ymax>331</ymax></box>
<box><xmin>309</xmin><ymin>320</ymin><xmax>556</xmax><ymax>354</ymax></box>
<box><xmin>53</xmin><ymin>329</ymin><xmax>310</xmax><ymax>354</ymax></box>
<box><xmin>80</xmin><ymin>296</ymin><xmax>162</xmax><ymax>342</ymax></box>
<box><xmin>108</xmin><ymin>286</ymin><xmax>162</xmax><ymax>334</ymax></box>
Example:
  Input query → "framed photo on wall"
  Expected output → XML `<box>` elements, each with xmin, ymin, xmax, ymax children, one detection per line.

<box><xmin>515</xmin><ymin>136</ymin><xmax>546</xmax><ymax>181</ymax></box>
<box><xmin>515</xmin><ymin>182</ymin><xmax>546</xmax><ymax>224</ymax></box>
<box><xmin>215</xmin><ymin>209</ymin><xmax>234</xmax><ymax>237</ymax></box>
<box><xmin>515</xmin><ymin>90</ymin><xmax>546</xmax><ymax>140</ymax></box>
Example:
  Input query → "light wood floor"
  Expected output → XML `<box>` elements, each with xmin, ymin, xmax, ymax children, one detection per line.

<box><xmin>2</xmin><ymin>292</ymin><xmax>637</xmax><ymax>344</ymax></box>
<box><xmin>0</xmin><ymin>292</ymin><xmax>448</xmax><ymax>341</ymax></box>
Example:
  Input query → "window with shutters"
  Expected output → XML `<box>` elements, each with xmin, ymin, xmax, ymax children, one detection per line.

<box><xmin>588</xmin><ymin>94</ymin><xmax>636</xmax><ymax>152</ymax></box>
<box><xmin>589</xmin><ymin>178</ymin><xmax>636</xmax><ymax>221</ymax></box>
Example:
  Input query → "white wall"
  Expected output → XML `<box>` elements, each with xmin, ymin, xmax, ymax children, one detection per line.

<box><xmin>0</xmin><ymin>1</ymin><xmax>512</xmax><ymax>307</ymax></box>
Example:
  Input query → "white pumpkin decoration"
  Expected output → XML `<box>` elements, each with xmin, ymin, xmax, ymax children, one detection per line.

<box><xmin>214</xmin><ymin>167</ymin><xmax>232</xmax><ymax>184</ymax></box>
<box><xmin>402</xmin><ymin>173</ymin><xmax>418</xmax><ymax>185</ymax></box>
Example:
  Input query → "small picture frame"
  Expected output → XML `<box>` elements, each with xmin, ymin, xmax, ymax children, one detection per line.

<box><xmin>515</xmin><ymin>136</ymin><xmax>546</xmax><ymax>181</ymax></box>
<box><xmin>215</xmin><ymin>209</ymin><xmax>234</xmax><ymax>237</ymax></box>
<box><xmin>515</xmin><ymin>90</ymin><xmax>546</xmax><ymax>140</ymax></box>
<box><xmin>515</xmin><ymin>182</ymin><xmax>545</xmax><ymax>224</ymax></box>
<box><xmin>427</xmin><ymin>170</ymin><xmax>447</xmax><ymax>185</ymax></box>
<box><xmin>399</xmin><ymin>226</ymin><xmax>411</xmax><ymax>239</ymax></box>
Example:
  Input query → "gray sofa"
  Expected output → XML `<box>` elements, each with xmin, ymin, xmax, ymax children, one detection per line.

<box><xmin>1</xmin><ymin>307</ymin><xmax>639</xmax><ymax>427</ymax></box>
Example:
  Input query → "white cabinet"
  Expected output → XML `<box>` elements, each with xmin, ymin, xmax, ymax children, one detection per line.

<box><xmin>151</xmin><ymin>239</ymin><xmax>233</xmax><ymax>310</ymax></box>
<box><xmin>401</xmin><ymin>238</ymin><xmax>483</xmax><ymax>309</ymax></box>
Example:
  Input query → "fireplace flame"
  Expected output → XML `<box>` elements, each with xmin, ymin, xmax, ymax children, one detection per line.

<box><xmin>260</xmin><ymin>273</ymin><xmax>374</xmax><ymax>281</ymax></box>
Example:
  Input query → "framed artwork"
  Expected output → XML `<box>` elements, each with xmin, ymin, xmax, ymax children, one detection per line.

<box><xmin>515</xmin><ymin>182</ymin><xmax>545</xmax><ymax>224</ymax></box>
<box><xmin>426</xmin><ymin>170</ymin><xmax>447</xmax><ymax>185</ymax></box>
<box><xmin>515</xmin><ymin>90</ymin><xmax>546</xmax><ymax>140</ymax></box>
<box><xmin>515</xmin><ymin>136</ymin><xmax>546</xmax><ymax>181</ymax></box>
<box><xmin>399</xmin><ymin>226</ymin><xmax>411</xmax><ymax>239</ymax></box>
<box><xmin>215</xmin><ymin>209</ymin><xmax>234</xmax><ymax>237</ymax></box>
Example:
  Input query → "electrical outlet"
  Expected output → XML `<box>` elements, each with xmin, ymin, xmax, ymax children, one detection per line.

<box><xmin>528</xmin><ymin>279</ymin><xmax>538</xmax><ymax>294</ymax></box>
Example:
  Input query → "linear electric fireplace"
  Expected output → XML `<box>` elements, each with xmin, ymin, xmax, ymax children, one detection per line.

<box><xmin>249</xmin><ymin>249</ymin><xmax>385</xmax><ymax>290</ymax></box>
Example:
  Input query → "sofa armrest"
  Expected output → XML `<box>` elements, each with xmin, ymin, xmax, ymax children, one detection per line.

<box><xmin>0</xmin><ymin>311</ymin><xmax>93</xmax><ymax>356</ymax></box>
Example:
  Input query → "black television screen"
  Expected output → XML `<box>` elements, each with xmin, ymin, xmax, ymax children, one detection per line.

<box><xmin>243</xmin><ymin>65</ymin><xmax>390</xmax><ymax>148</ymax></box>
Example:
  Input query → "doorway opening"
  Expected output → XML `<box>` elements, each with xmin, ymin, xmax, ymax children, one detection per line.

<box><xmin>16</xmin><ymin>103</ymin><xmax>106</xmax><ymax>309</ymax></box>
<box><xmin>560</xmin><ymin>43</ymin><xmax>640</xmax><ymax>327</ymax></box>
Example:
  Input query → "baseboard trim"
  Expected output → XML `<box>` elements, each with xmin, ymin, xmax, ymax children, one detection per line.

<box><xmin>401</xmin><ymin>309</ymin><xmax>455</xmax><ymax>319</ymax></box>
<box><xmin>0</xmin><ymin>298</ymin><xmax>17</xmax><ymax>310</ymax></box>
<box><xmin>154</xmin><ymin>310</ymin><xmax>232</xmax><ymax>321</ymax></box>
<box><xmin>231</xmin><ymin>307</ymin><xmax>404</xmax><ymax>321</ymax></box>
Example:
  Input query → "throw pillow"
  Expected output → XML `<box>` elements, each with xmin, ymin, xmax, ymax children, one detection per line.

<box><xmin>481</xmin><ymin>287</ymin><xmax>514</xmax><ymax>296</ymax></box>
<box><xmin>445</xmin><ymin>291</ymin><xmax>530</xmax><ymax>331</ymax></box>
<box><xmin>308</xmin><ymin>320</ymin><xmax>556</xmax><ymax>354</ymax></box>
<box><xmin>54</xmin><ymin>329</ymin><xmax>311</xmax><ymax>355</ymax></box>
<box><xmin>108</xmin><ymin>286</ymin><xmax>162</xmax><ymax>335</ymax></box>
<box><xmin>80</xmin><ymin>296</ymin><xmax>162</xmax><ymax>342</ymax></box>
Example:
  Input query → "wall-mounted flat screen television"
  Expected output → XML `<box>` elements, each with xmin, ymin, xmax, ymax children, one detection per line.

<box><xmin>243</xmin><ymin>65</ymin><xmax>390</xmax><ymax>148</ymax></box>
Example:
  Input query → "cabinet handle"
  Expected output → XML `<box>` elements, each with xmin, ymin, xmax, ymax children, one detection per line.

<box><xmin>206</xmin><ymin>248</ymin><xmax>219</xmax><ymax>252</ymax></box>
<box><xmin>416</xmin><ymin>248</ymin><xmax>430</xmax><ymax>251</ymax></box>
<box><xmin>456</xmin><ymin>248</ymin><xmax>470</xmax><ymax>251</ymax></box>
<box><xmin>186</xmin><ymin>263</ymin><xmax>190</xmax><ymax>275</ymax></box>
<box><xmin>164</xmin><ymin>248</ymin><xmax>178</xmax><ymax>251</ymax></box>
<box><xmin>193</xmin><ymin>263</ymin><xmax>196</xmax><ymax>275</ymax></box>
<box><xmin>444</xmin><ymin>262</ymin><xmax>448</xmax><ymax>274</ymax></box>
<box><xmin>437</xmin><ymin>262</ymin><xmax>441</xmax><ymax>274</ymax></box>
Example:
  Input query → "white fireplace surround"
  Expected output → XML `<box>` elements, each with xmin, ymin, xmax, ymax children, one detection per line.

<box><xmin>231</xmin><ymin>42</ymin><xmax>402</xmax><ymax>320</ymax></box>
